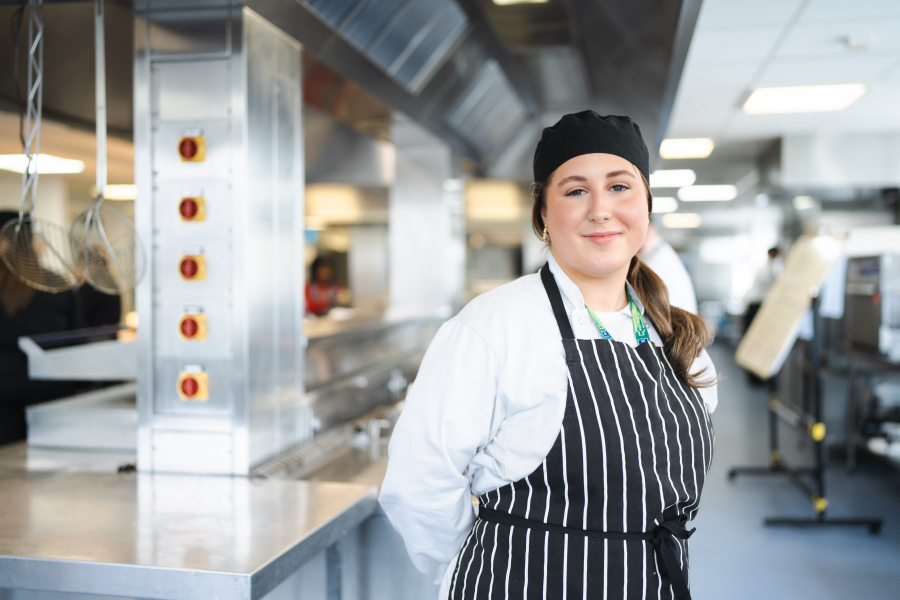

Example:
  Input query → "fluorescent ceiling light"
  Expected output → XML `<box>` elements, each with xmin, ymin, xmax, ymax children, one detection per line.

<box><xmin>650</xmin><ymin>169</ymin><xmax>696</xmax><ymax>188</ymax></box>
<box><xmin>0</xmin><ymin>154</ymin><xmax>85</xmax><ymax>174</ymax></box>
<box><xmin>493</xmin><ymin>0</ymin><xmax>547</xmax><ymax>4</ymax></box>
<box><xmin>678</xmin><ymin>185</ymin><xmax>738</xmax><ymax>202</ymax></box>
<box><xmin>743</xmin><ymin>84</ymin><xmax>866</xmax><ymax>114</ymax></box>
<box><xmin>793</xmin><ymin>195</ymin><xmax>817</xmax><ymax>210</ymax></box>
<box><xmin>652</xmin><ymin>197</ymin><xmax>678</xmax><ymax>214</ymax></box>
<box><xmin>659</xmin><ymin>138</ymin><xmax>714</xmax><ymax>159</ymax></box>
<box><xmin>662</xmin><ymin>213</ymin><xmax>702</xmax><ymax>229</ymax></box>
<box><xmin>91</xmin><ymin>184</ymin><xmax>137</xmax><ymax>200</ymax></box>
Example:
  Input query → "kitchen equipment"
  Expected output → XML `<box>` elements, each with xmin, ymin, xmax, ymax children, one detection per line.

<box><xmin>0</xmin><ymin>0</ymin><xmax>82</xmax><ymax>293</ymax></box>
<box><xmin>70</xmin><ymin>0</ymin><xmax>146</xmax><ymax>295</ymax></box>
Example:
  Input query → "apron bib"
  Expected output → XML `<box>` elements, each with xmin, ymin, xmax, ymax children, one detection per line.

<box><xmin>448</xmin><ymin>264</ymin><xmax>714</xmax><ymax>600</ymax></box>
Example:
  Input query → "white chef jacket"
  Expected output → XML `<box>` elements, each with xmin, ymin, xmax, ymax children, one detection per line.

<box><xmin>639</xmin><ymin>235</ymin><xmax>698</xmax><ymax>314</ymax></box>
<box><xmin>379</xmin><ymin>251</ymin><xmax>718</xmax><ymax>587</ymax></box>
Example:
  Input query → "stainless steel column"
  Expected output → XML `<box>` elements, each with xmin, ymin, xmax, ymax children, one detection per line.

<box><xmin>134</xmin><ymin>3</ymin><xmax>308</xmax><ymax>475</ymax></box>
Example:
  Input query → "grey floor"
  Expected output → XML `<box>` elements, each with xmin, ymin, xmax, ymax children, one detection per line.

<box><xmin>691</xmin><ymin>345</ymin><xmax>900</xmax><ymax>600</ymax></box>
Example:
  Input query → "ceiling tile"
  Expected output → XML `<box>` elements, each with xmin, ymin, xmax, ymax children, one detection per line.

<box><xmin>724</xmin><ymin>111</ymin><xmax>829</xmax><ymax>139</ymax></box>
<box><xmin>756</xmin><ymin>55</ymin><xmax>898</xmax><ymax>86</ymax></box>
<box><xmin>678</xmin><ymin>61</ymin><xmax>759</xmax><ymax>93</ymax></box>
<box><xmin>695</xmin><ymin>0</ymin><xmax>804</xmax><ymax>30</ymax></box>
<box><xmin>687</xmin><ymin>27</ymin><xmax>784</xmax><ymax>65</ymax></box>
<box><xmin>800</xmin><ymin>0</ymin><xmax>900</xmax><ymax>23</ymax></box>
<box><xmin>776</xmin><ymin>17</ymin><xmax>900</xmax><ymax>58</ymax></box>
<box><xmin>880</xmin><ymin>60</ymin><xmax>900</xmax><ymax>83</ymax></box>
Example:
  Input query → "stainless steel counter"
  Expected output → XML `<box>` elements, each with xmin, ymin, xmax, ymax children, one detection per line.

<box><xmin>0</xmin><ymin>443</ymin><xmax>377</xmax><ymax>600</ymax></box>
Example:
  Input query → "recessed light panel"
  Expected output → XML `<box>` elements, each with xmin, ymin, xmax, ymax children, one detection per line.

<box><xmin>0</xmin><ymin>154</ymin><xmax>85</xmax><ymax>174</ymax></box>
<box><xmin>678</xmin><ymin>185</ymin><xmax>738</xmax><ymax>202</ymax></box>
<box><xmin>659</xmin><ymin>138</ymin><xmax>714</xmax><ymax>159</ymax></box>
<box><xmin>91</xmin><ymin>184</ymin><xmax>138</xmax><ymax>200</ymax></box>
<box><xmin>793</xmin><ymin>195</ymin><xmax>817</xmax><ymax>210</ymax></box>
<box><xmin>743</xmin><ymin>84</ymin><xmax>866</xmax><ymax>114</ymax></box>
<box><xmin>662</xmin><ymin>213</ymin><xmax>702</xmax><ymax>228</ymax></box>
<box><xmin>649</xmin><ymin>169</ymin><xmax>696</xmax><ymax>188</ymax></box>
<box><xmin>652</xmin><ymin>197</ymin><xmax>678</xmax><ymax>213</ymax></box>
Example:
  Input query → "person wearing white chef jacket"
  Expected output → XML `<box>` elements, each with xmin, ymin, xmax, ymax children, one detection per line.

<box><xmin>380</xmin><ymin>111</ymin><xmax>718</xmax><ymax>600</ymax></box>
<box><xmin>639</xmin><ymin>224</ymin><xmax>698</xmax><ymax>314</ymax></box>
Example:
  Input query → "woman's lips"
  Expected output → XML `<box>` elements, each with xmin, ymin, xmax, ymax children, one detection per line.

<box><xmin>583</xmin><ymin>232</ymin><xmax>621</xmax><ymax>246</ymax></box>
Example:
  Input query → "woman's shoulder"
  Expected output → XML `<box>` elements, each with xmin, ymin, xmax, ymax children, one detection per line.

<box><xmin>452</xmin><ymin>272</ymin><xmax>553</xmax><ymax>340</ymax></box>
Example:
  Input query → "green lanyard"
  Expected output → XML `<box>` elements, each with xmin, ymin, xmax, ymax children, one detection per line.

<box><xmin>585</xmin><ymin>293</ymin><xmax>651</xmax><ymax>345</ymax></box>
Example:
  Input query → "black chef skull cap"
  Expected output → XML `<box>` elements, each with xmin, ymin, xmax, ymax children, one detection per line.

<box><xmin>533</xmin><ymin>111</ymin><xmax>650</xmax><ymax>183</ymax></box>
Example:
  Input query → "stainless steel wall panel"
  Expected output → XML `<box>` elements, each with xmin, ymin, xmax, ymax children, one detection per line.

<box><xmin>151</xmin><ymin>241</ymin><xmax>232</xmax><ymax>294</ymax></box>
<box><xmin>148</xmin><ymin>10</ymin><xmax>231</xmax><ymax>59</ymax></box>
<box><xmin>151</xmin><ymin>430</ymin><xmax>233</xmax><ymax>474</ymax></box>
<box><xmin>152</xmin><ymin>60</ymin><xmax>233</xmax><ymax>121</ymax></box>
<box><xmin>150</xmin><ymin>121</ymin><xmax>233</xmax><ymax>182</ymax></box>
<box><xmin>152</xmin><ymin>358</ymin><xmax>234</xmax><ymax>416</ymax></box>
<box><xmin>243</xmin><ymin>11</ymin><xmax>307</xmax><ymax>468</ymax></box>
<box><xmin>152</xmin><ymin>299</ymin><xmax>233</xmax><ymax>359</ymax></box>
<box><xmin>136</xmin><ymin>6</ymin><xmax>307</xmax><ymax>475</ymax></box>
<box><xmin>152</xmin><ymin>181</ymin><xmax>233</xmax><ymax>239</ymax></box>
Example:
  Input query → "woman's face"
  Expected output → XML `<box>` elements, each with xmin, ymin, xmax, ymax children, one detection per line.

<box><xmin>542</xmin><ymin>153</ymin><xmax>649</xmax><ymax>280</ymax></box>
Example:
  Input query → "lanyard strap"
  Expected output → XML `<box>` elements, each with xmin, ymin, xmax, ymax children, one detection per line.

<box><xmin>585</xmin><ymin>293</ymin><xmax>651</xmax><ymax>345</ymax></box>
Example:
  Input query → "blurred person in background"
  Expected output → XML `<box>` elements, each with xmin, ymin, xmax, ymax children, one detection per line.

<box><xmin>743</xmin><ymin>246</ymin><xmax>782</xmax><ymax>332</ymax></box>
<box><xmin>742</xmin><ymin>246</ymin><xmax>782</xmax><ymax>384</ymax></box>
<box><xmin>639</xmin><ymin>223</ymin><xmax>698</xmax><ymax>313</ymax></box>
<box><xmin>0</xmin><ymin>211</ymin><xmax>85</xmax><ymax>445</ymax></box>
<box><xmin>305</xmin><ymin>256</ymin><xmax>347</xmax><ymax>316</ymax></box>
<box><xmin>75</xmin><ymin>283</ymin><xmax>121</xmax><ymax>328</ymax></box>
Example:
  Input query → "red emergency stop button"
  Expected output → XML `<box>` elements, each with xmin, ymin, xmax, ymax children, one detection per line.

<box><xmin>179</xmin><ymin>312</ymin><xmax>207</xmax><ymax>340</ymax></box>
<box><xmin>182</xmin><ymin>376</ymin><xmax>199</xmax><ymax>396</ymax></box>
<box><xmin>179</xmin><ymin>255</ymin><xmax>206</xmax><ymax>280</ymax></box>
<box><xmin>177</xmin><ymin>368</ymin><xmax>208</xmax><ymax>402</ymax></box>
<box><xmin>181</xmin><ymin>317</ymin><xmax>198</xmax><ymax>338</ymax></box>
<box><xmin>179</xmin><ymin>197</ymin><xmax>206</xmax><ymax>221</ymax></box>
<box><xmin>178</xmin><ymin>136</ymin><xmax>206</xmax><ymax>162</ymax></box>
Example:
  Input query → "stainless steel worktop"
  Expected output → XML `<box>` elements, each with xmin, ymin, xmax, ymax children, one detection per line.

<box><xmin>0</xmin><ymin>444</ymin><xmax>378</xmax><ymax>600</ymax></box>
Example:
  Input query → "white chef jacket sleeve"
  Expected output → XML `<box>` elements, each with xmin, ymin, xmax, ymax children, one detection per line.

<box><xmin>379</xmin><ymin>318</ymin><xmax>502</xmax><ymax>584</ymax></box>
<box><xmin>691</xmin><ymin>348</ymin><xmax>718</xmax><ymax>413</ymax></box>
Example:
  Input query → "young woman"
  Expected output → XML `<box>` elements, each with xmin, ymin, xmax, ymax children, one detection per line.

<box><xmin>380</xmin><ymin>112</ymin><xmax>717</xmax><ymax>600</ymax></box>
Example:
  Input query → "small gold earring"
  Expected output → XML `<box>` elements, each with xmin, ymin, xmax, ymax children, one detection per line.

<box><xmin>542</xmin><ymin>224</ymin><xmax>549</xmax><ymax>242</ymax></box>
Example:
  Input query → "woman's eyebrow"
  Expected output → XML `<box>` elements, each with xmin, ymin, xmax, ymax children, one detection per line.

<box><xmin>606</xmin><ymin>169</ymin><xmax>636</xmax><ymax>179</ymax></box>
<box><xmin>556</xmin><ymin>175</ymin><xmax>588</xmax><ymax>187</ymax></box>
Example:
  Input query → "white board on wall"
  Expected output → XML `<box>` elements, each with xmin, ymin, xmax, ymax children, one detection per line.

<box><xmin>735</xmin><ymin>235</ymin><xmax>844</xmax><ymax>379</ymax></box>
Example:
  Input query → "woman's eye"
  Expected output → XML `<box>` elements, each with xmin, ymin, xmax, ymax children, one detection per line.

<box><xmin>610</xmin><ymin>184</ymin><xmax>630</xmax><ymax>193</ymax></box>
<box><xmin>565</xmin><ymin>188</ymin><xmax>586</xmax><ymax>197</ymax></box>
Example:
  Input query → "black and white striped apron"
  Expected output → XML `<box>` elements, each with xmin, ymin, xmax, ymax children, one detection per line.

<box><xmin>448</xmin><ymin>264</ymin><xmax>714</xmax><ymax>600</ymax></box>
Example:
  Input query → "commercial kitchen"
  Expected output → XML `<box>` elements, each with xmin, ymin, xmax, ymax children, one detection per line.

<box><xmin>1</xmin><ymin>0</ymin><xmax>899</xmax><ymax>599</ymax></box>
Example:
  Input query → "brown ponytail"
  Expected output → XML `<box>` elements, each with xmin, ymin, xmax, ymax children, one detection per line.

<box><xmin>532</xmin><ymin>168</ymin><xmax>714</xmax><ymax>388</ymax></box>
<box><xmin>627</xmin><ymin>256</ymin><xmax>715</xmax><ymax>388</ymax></box>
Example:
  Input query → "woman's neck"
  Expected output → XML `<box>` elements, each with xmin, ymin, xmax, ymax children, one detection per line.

<box><xmin>554</xmin><ymin>255</ymin><xmax>630</xmax><ymax>312</ymax></box>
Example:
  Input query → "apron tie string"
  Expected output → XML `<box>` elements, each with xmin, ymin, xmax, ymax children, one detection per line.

<box><xmin>650</xmin><ymin>520</ymin><xmax>695</xmax><ymax>600</ymax></box>
<box><xmin>479</xmin><ymin>507</ymin><xmax>695</xmax><ymax>600</ymax></box>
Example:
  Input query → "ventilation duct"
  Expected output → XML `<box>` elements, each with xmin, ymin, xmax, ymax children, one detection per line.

<box><xmin>444</xmin><ymin>59</ymin><xmax>527</xmax><ymax>156</ymax></box>
<box><xmin>303</xmin><ymin>0</ymin><xmax>469</xmax><ymax>95</ymax></box>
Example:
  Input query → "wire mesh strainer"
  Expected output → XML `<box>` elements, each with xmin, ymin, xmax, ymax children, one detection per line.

<box><xmin>0</xmin><ymin>0</ymin><xmax>83</xmax><ymax>293</ymax></box>
<box><xmin>0</xmin><ymin>215</ymin><xmax>82</xmax><ymax>293</ymax></box>
<box><xmin>71</xmin><ymin>201</ymin><xmax>147</xmax><ymax>295</ymax></box>
<box><xmin>70</xmin><ymin>0</ymin><xmax>146</xmax><ymax>295</ymax></box>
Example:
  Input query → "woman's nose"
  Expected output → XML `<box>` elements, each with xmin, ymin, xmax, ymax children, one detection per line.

<box><xmin>587</xmin><ymin>192</ymin><xmax>611</xmax><ymax>222</ymax></box>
